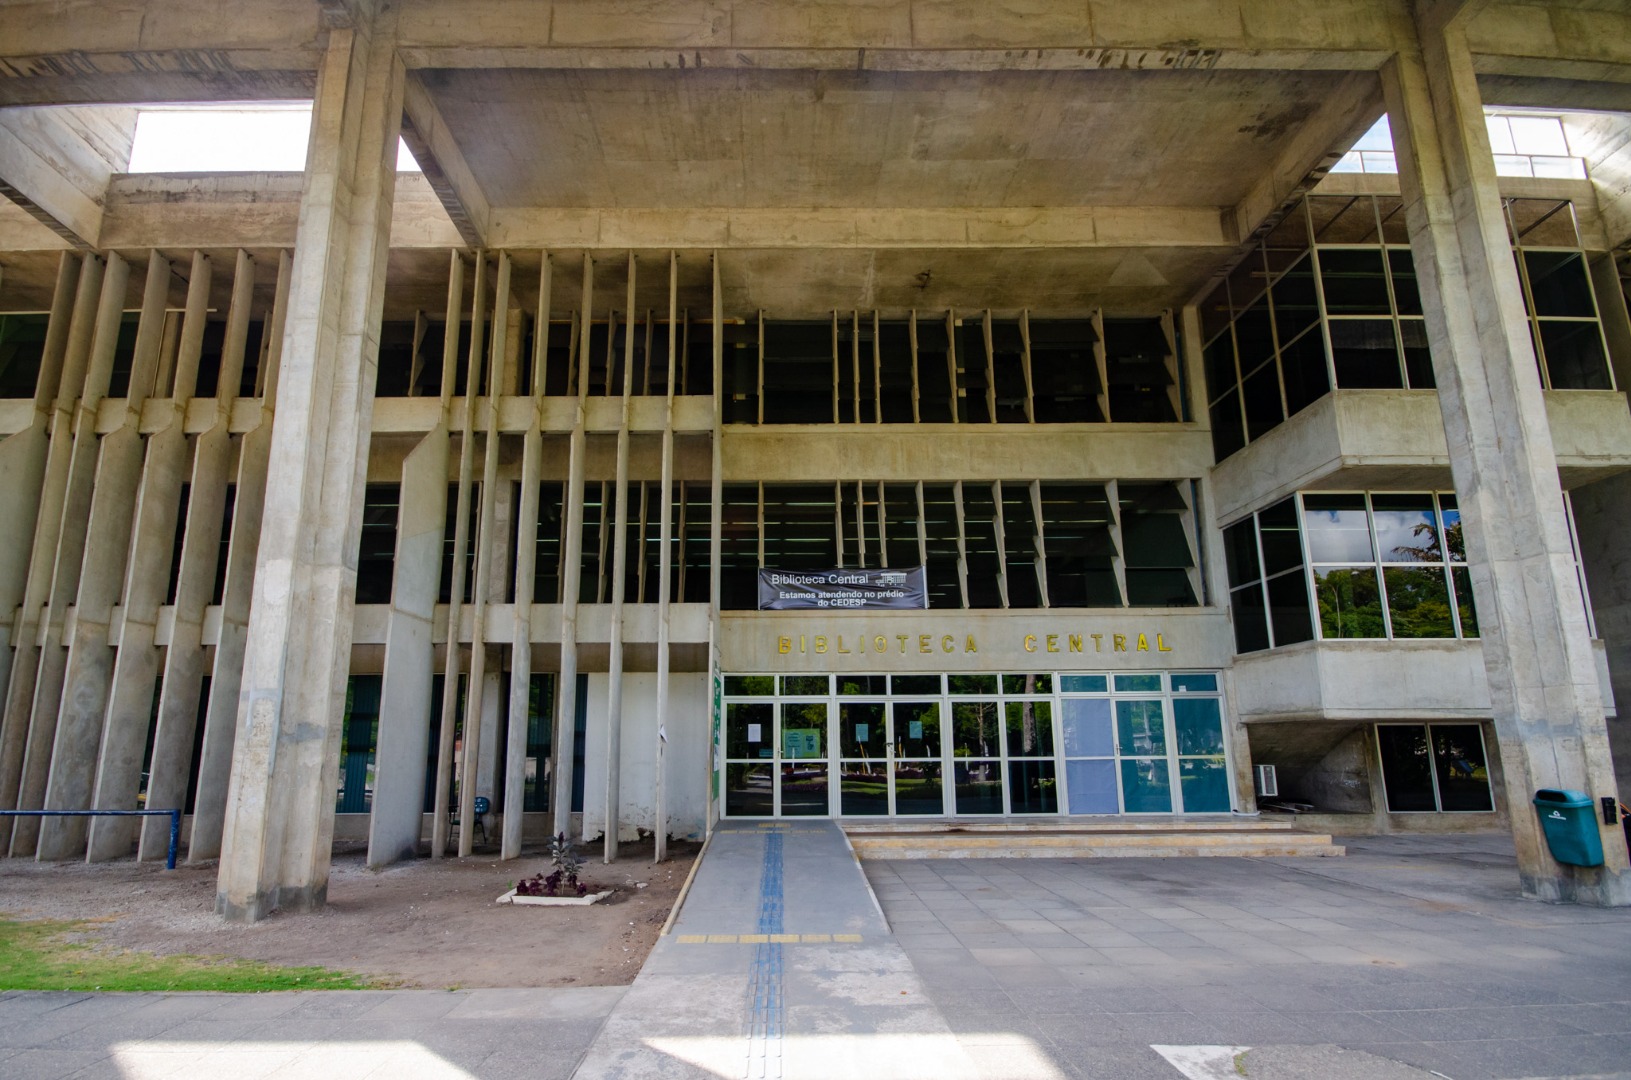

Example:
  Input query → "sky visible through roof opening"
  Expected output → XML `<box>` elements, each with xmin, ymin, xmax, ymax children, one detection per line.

<box><xmin>127</xmin><ymin>105</ymin><xmax>421</xmax><ymax>172</ymax></box>
<box><xmin>1329</xmin><ymin>114</ymin><xmax>1586</xmax><ymax>178</ymax></box>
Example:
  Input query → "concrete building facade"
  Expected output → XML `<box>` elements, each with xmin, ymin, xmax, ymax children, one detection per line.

<box><xmin>0</xmin><ymin>0</ymin><xmax>1629</xmax><ymax>920</ymax></box>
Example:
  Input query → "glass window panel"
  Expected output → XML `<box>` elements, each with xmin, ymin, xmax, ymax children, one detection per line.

<box><xmin>961</xmin><ymin>483</ymin><xmax>1003</xmax><ymax>609</ymax></box>
<box><xmin>725</xmin><ymin>763</ymin><xmax>774</xmax><ymax>816</ymax></box>
<box><xmin>1204</xmin><ymin>333</ymin><xmax>1237</xmax><ymax>398</ymax></box>
<box><xmin>1008</xmin><ymin>760</ymin><xmax>1058</xmax><ymax>814</ymax></box>
<box><xmin>1314</xmin><ymin>565</ymin><xmax>1386</xmax><ymax>639</ymax></box>
<box><xmin>1114</xmin><ymin>674</ymin><xmax>1163</xmax><ymax>694</ymax></box>
<box><xmin>1376</xmin><ymin>197</ymin><xmax>1409</xmax><ymax>245</ymax></box>
<box><xmin>894</xmin><ymin>762</ymin><xmax>944</xmax><ymax>815</ymax></box>
<box><xmin>1377</xmin><ymin>725</ymin><xmax>1437</xmax><ymax>812</ymax></box>
<box><xmin>1000</xmin><ymin>481</ymin><xmax>1042</xmax><ymax>608</ymax></box>
<box><xmin>1065</xmin><ymin>759</ymin><xmax>1119</xmax><ymax>814</ymax></box>
<box><xmin>1258</xmin><ymin>498</ymin><xmax>1305</xmax><ymax>576</ymax></box>
<box><xmin>1120</xmin><ymin>759</ymin><xmax>1173</xmax><ymax>813</ymax></box>
<box><xmin>922</xmin><ymin>483</ymin><xmax>963</xmax><ymax>609</ymax></box>
<box><xmin>1329</xmin><ymin>152</ymin><xmax>1362</xmax><ymax>173</ymax></box>
<box><xmin>1279</xmin><ymin>327</ymin><xmax>1331</xmax><ymax>416</ymax></box>
<box><xmin>1485</xmin><ymin>115</ymin><xmax>1515</xmax><ymax>155</ymax></box>
<box><xmin>780</xmin><ymin>701</ymin><xmax>827</xmax><ymax>759</ymax></box>
<box><xmin>893</xmin><ymin>701</ymin><xmax>942</xmax><ymax>759</ymax></box>
<box><xmin>1538</xmin><ymin>321</ymin><xmax>1611</xmax><ymax>390</ymax></box>
<box><xmin>1523</xmin><ymin>251</ymin><xmax>1597</xmax><ymax>318</ymax></box>
<box><xmin>1388</xmin><ymin>250</ymin><xmax>1423</xmax><ymax>315</ymax></box>
<box><xmin>1439</xmin><ymin>497</ymin><xmax>1466</xmax><ymax>561</ymax></box>
<box><xmin>1267</xmin><ymin>570</ymin><xmax>1315</xmax><ymax>646</ymax></box>
<box><xmin>951</xmin><ymin>700</ymin><xmax>1002</xmax><ymax>758</ymax></box>
<box><xmin>1371</xmin><ymin>494</ymin><xmax>1439</xmax><ymax>563</ymax></box>
<box><xmin>1318</xmin><ymin>249</ymin><xmax>1391</xmax><ymax>314</ymax></box>
<box><xmin>839</xmin><ymin>702</ymin><xmax>886</xmax><ymax>758</ymax></box>
<box><xmin>1005</xmin><ymin>701</ymin><xmax>1054</xmax><ymax>758</ymax></box>
<box><xmin>1231</xmin><ymin>583</ymin><xmax>1271</xmax><ymax>653</ymax></box>
<box><xmin>1061</xmin><ymin>698</ymin><xmax>1114</xmax><ymax>757</ymax></box>
<box><xmin>1210</xmin><ymin>388</ymin><xmax>1246</xmax><ymax>459</ymax></box>
<box><xmin>1431</xmin><ymin>725</ymin><xmax>1494</xmax><ymax>812</ymax></box>
<box><xmin>1400</xmin><ymin>319</ymin><xmax>1434</xmax><ymax>389</ymax></box>
<box><xmin>1302</xmin><ymin>495</ymin><xmax>1373</xmax><ymax>562</ymax></box>
<box><xmin>1171</xmin><ymin>673</ymin><xmax>1219</xmax><ymax>693</ymax></box>
<box><xmin>1179</xmin><ymin>758</ymin><xmax>1231</xmax><ymax>813</ymax></box>
<box><xmin>1060</xmin><ymin>674</ymin><xmax>1109</xmax><ymax>694</ymax></box>
<box><xmin>1530</xmin><ymin>156</ymin><xmax>1585</xmax><ymax>180</ymax></box>
<box><xmin>948</xmin><ymin>674</ymin><xmax>998</xmax><ymax>695</ymax></box>
<box><xmin>1494</xmin><ymin>155</ymin><xmax>1532</xmax><ymax>177</ymax></box>
<box><xmin>1329</xmin><ymin>319</ymin><xmax>1403</xmax><ymax>388</ymax></box>
<box><xmin>892</xmin><ymin>674</ymin><xmax>943</xmax><ymax>695</ymax></box>
<box><xmin>1224</xmin><ymin>519</ymin><xmax>1261</xmax><ymax>588</ymax></box>
<box><xmin>1173</xmin><ymin>698</ymin><xmax>1225</xmax><ymax>755</ymax></box>
<box><xmin>781</xmin><ymin>762</ymin><xmax>829</xmax><ymax>815</ymax></box>
<box><xmin>1508</xmin><ymin>116</ymin><xmax>1569</xmax><ymax>156</ymax></box>
<box><xmin>1115</xmin><ymin>698</ymin><xmax>1167</xmax><ymax>755</ymax></box>
<box><xmin>1241</xmin><ymin>360</ymin><xmax>1285</xmax><ymax>441</ymax></box>
<box><xmin>954</xmin><ymin>761</ymin><xmax>1004</xmax><ymax>814</ymax></box>
<box><xmin>1452</xmin><ymin>566</ymin><xmax>1479</xmax><ymax>637</ymax></box>
<box><xmin>839</xmin><ymin>764</ymin><xmax>888</xmax><ymax>815</ymax></box>
<box><xmin>1310</xmin><ymin>196</ymin><xmax>1380</xmax><ymax>245</ymax></box>
<box><xmin>1234</xmin><ymin>300</ymin><xmax>1275</xmax><ymax>372</ymax></box>
<box><xmin>837</xmin><ymin>675</ymin><xmax>887</xmax><ymax>696</ymax></box>
<box><xmin>780</xmin><ymin>675</ymin><xmax>830</xmax><ymax>696</ymax></box>
<box><xmin>1506</xmin><ymin>199</ymin><xmax>1579</xmax><ymax>247</ymax></box>
<box><xmin>1003</xmin><ymin>674</ymin><xmax>1053</xmax><ymax>695</ymax></box>
<box><xmin>1270</xmin><ymin>256</ymin><xmax>1319</xmax><ymax>344</ymax></box>
<box><xmin>1126</xmin><ymin>568</ymin><xmax>1197</xmax><ymax>607</ymax></box>
<box><xmin>726</xmin><ymin>702</ymin><xmax>773</xmax><ymax>759</ymax></box>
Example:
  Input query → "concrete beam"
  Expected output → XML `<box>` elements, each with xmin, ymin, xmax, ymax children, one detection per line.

<box><xmin>400</xmin><ymin>76</ymin><xmax>486</xmax><ymax>248</ymax></box>
<box><xmin>491</xmin><ymin>206</ymin><xmax>1233</xmax><ymax>252</ymax></box>
<box><xmin>395</xmin><ymin>0</ymin><xmax>1405</xmax><ymax>71</ymax></box>
<box><xmin>1228</xmin><ymin>70</ymin><xmax>1385</xmax><ymax>249</ymax></box>
<box><xmin>0</xmin><ymin>1</ymin><xmax>323</xmax><ymax>107</ymax></box>
<box><xmin>1467</xmin><ymin>3</ymin><xmax>1631</xmax><ymax>84</ymax></box>
<box><xmin>0</xmin><ymin>106</ymin><xmax>135</xmax><ymax>248</ymax></box>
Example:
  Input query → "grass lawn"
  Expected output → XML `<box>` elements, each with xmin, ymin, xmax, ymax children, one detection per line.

<box><xmin>0</xmin><ymin>918</ymin><xmax>374</xmax><ymax>992</ymax></box>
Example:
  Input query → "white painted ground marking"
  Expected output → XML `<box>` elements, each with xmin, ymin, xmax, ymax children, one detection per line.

<box><xmin>1151</xmin><ymin>1044</ymin><xmax>1252</xmax><ymax>1080</ymax></box>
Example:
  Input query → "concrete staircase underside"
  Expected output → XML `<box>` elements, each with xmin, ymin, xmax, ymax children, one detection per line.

<box><xmin>842</xmin><ymin>818</ymin><xmax>1345</xmax><ymax>859</ymax></box>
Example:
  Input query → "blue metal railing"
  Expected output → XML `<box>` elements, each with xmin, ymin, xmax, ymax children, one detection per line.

<box><xmin>0</xmin><ymin>809</ymin><xmax>181</xmax><ymax>869</ymax></box>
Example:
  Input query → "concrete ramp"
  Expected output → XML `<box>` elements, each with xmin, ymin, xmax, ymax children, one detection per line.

<box><xmin>572</xmin><ymin>821</ymin><xmax>980</xmax><ymax>1079</ymax></box>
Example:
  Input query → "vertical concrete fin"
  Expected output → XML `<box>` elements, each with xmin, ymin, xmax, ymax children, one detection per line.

<box><xmin>170</xmin><ymin>253</ymin><xmax>212</xmax><ymax>403</ymax></box>
<box><xmin>459</xmin><ymin>250</ymin><xmax>509</xmax><ymax>858</ymax></box>
<box><xmin>369</xmin><ymin>423</ymin><xmax>450</xmax><ymax>867</ymax></box>
<box><xmin>553</xmin><ymin>252</ymin><xmax>592</xmax><ymax>839</ymax></box>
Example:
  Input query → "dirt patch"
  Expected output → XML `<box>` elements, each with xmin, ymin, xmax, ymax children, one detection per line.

<box><xmin>0</xmin><ymin>838</ymin><xmax>698</xmax><ymax>989</ymax></box>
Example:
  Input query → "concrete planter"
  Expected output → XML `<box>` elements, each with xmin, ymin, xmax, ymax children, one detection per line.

<box><xmin>497</xmin><ymin>888</ymin><xmax>613</xmax><ymax>907</ymax></box>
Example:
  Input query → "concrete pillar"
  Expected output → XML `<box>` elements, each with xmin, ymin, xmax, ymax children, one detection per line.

<box><xmin>215</xmin><ymin>10</ymin><xmax>404</xmax><ymax>921</ymax></box>
<box><xmin>1385</xmin><ymin>16</ymin><xmax>1631</xmax><ymax>904</ymax></box>
<box><xmin>553</xmin><ymin>255</ymin><xmax>592</xmax><ymax>839</ymax></box>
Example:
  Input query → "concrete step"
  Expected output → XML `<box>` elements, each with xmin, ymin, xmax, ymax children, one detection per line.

<box><xmin>841</xmin><ymin>816</ymin><xmax>1300</xmax><ymax>834</ymax></box>
<box><xmin>846</xmin><ymin>827</ymin><xmax>1344</xmax><ymax>860</ymax></box>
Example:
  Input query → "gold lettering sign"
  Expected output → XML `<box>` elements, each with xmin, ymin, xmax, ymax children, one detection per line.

<box><xmin>770</xmin><ymin>627</ymin><xmax>1175</xmax><ymax>661</ymax></box>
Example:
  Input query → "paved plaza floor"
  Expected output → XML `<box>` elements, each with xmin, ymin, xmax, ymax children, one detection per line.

<box><xmin>1</xmin><ymin>830</ymin><xmax>1628</xmax><ymax>1079</ymax></box>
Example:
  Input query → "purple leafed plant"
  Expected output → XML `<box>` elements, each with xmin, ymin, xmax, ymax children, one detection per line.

<box><xmin>513</xmin><ymin>832</ymin><xmax>591</xmax><ymax>897</ymax></box>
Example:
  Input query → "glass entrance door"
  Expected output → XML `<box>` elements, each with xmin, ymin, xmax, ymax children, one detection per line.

<box><xmin>723</xmin><ymin>694</ymin><xmax>834</xmax><ymax>816</ymax></box>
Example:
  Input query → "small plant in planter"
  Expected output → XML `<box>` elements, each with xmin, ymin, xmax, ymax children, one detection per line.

<box><xmin>514</xmin><ymin>833</ymin><xmax>591</xmax><ymax>898</ymax></box>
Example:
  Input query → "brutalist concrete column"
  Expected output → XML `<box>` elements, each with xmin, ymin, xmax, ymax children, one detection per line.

<box><xmin>215</xmin><ymin>9</ymin><xmax>404</xmax><ymax>922</ymax></box>
<box><xmin>1385</xmin><ymin>17</ymin><xmax>1630</xmax><ymax>905</ymax></box>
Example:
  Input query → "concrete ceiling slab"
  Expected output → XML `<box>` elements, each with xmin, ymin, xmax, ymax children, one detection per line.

<box><xmin>415</xmin><ymin>67</ymin><xmax>1354</xmax><ymax>211</ymax></box>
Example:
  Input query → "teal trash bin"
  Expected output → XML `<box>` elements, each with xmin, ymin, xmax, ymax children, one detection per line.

<box><xmin>1532</xmin><ymin>789</ymin><xmax>1604</xmax><ymax>868</ymax></box>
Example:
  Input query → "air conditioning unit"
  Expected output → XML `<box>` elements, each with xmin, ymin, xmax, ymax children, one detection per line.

<box><xmin>1254</xmin><ymin>764</ymin><xmax>1278</xmax><ymax>798</ymax></box>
